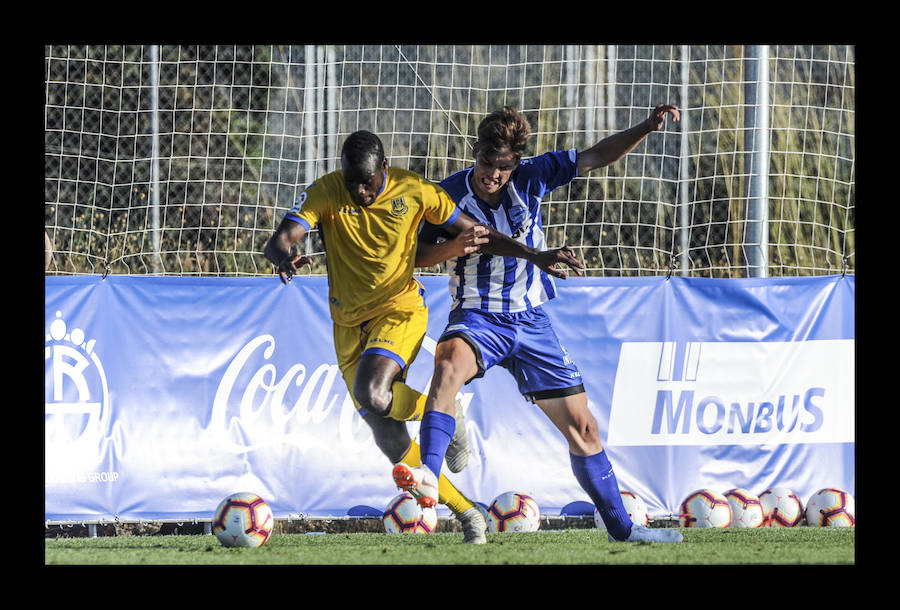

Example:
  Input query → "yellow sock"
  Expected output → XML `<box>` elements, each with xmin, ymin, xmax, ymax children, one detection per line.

<box><xmin>388</xmin><ymin>380</ymin><xmax>427</xmax><ymax>422</ymax></box>
<box><xmin>401</xmin><ymin>440</ymin><xmax>474</xmax><ymax>517</ymax></box>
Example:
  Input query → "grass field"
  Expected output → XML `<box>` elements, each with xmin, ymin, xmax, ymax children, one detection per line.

<box><xmin>44</xmin><ymin>527</ymin><xmax>855</xmax><ymax>566</ymax></box>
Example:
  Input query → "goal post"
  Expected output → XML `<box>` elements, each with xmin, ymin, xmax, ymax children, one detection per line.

<box><xmin>44</xmin><ymin>44</ymin><xmax>855</xmax><ymax>278</ymax></box>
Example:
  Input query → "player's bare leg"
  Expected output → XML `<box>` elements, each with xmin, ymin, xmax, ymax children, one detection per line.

<box><xmin>352</xmin><ymin>358</ymin><xmax>440</xmax><ymax>511</ymax></box>
<box><xmin>534</xmin><ymin>393</ymin><xmax>604</xmax><ymax>456</ymax></box>
<box><xmin>428</xmin><ymin>337</ymin><xmax>479</xmax><ymax>417</ymax></box>
<box><xmin>417</xmin><ymin>337</ymin><xmax>479</xmax><ymax>478</ymax></box>
<box><xmin>354</xmin><ymin>350</ymin><xmax>471</xmax><ymax>471</ymax></box>
<box><xmin>360</xmin><ymin>410</ymin><xmax>414</xmax><ymax>465</ymax></box>
<box><xmin>353</xmin><ymin>353</ymin><xmax>482</xmax><ymax>541</ymax></box>
<box><xmin>352</xmin><ymin>355</ymin><xmax>437</xmax><ymax>511</ymax></box>
<box><xmin>353</xmin><ymin>353</ymin><xmax>403</xmax><ymax>419</ymax></box>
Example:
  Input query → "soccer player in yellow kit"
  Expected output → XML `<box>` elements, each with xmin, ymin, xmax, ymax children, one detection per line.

<box><xmin>264</xmin><ymin>130</ymin><xmax>580</xmax><ymax>544</ymax></box>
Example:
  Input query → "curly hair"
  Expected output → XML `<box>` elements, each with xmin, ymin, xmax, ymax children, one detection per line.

<box><xmin>476</xmin><ymin>106</ymin><xmax>532</xmax><ymax>158</ymax></box>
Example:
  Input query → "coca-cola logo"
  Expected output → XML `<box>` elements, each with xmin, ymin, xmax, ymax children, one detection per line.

<box><xmin>210</xmin><ymin>334</ymin><xmax>371</xmax><ymax>454</ymax></box>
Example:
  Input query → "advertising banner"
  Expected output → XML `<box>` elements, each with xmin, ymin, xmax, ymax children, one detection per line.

<box><xmin>44</xmin><ymin>274</ymin><xmax>854</xmax><ymax>522</ymax></box>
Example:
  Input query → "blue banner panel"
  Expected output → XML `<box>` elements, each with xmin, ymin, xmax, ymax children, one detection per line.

<box><xmin>45</xmin><ymin>274</ymin><xmax>854</xmax><ymax>522</ymax></box>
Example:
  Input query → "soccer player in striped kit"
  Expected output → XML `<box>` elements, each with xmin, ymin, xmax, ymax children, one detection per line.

<box><xmin>395</xmin><ymin>105</ymin><xmax>684</xmax><ymax>543</ymax></box>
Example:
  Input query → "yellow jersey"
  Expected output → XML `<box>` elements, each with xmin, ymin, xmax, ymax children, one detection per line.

<box><xmin>285</xmin><ymin>167</ymin><xmax>460</xmax><ymax>327</ymax></box>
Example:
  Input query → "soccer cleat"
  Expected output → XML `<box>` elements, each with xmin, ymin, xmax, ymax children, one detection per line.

<box><xmin>445</xmin><ymin>399</ymin><xmax>471</xmax><ymax>473</ymax></box>
<box><xmin>392</xmin><ymin>462</ymin><xmax>438</xmax><ymax>508</ymax></box>
<box><xmin>609</xmin><ymin>524</ymin><xmax>683</xmax><ymax>543</ymax></box>
<box><xmin>457</xmin><ymin>506</ymin><xmax>487</xmax><ymax>544</ymax></box>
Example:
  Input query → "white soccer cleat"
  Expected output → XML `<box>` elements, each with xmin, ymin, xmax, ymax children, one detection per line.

<box><xmin>609</xmin><ymin>524</ymin><xmax>683</xmax><ymax>543</ymax></box>
<box><xmin>445</xmin><ymin>399</ymin><xmax>471</xmax><ymax>473</ymax></box>
<box><xmin>392</xmin><ymin>462</ymin><xmax>438</xmax><ymax>508</ymax></box>
<box><xmin>457</xmin><ymin>506</ymin><xmax>487</xmax><ymax>544</ymax></box>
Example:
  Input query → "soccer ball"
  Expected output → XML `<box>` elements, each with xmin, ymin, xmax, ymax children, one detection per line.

<box><xmin>679</xmin><ymin>489</ymin><xmax>732</xmax><ymax>528</ymax></box>
<box><xmin>759</xmin><ymin>486</ymin><xmax>804</xmax><ymax>527</ymax></box>
<box><xmin>382</xmin><ymin>492</ymin><xmax>438</xmax><ymax>534</ymax></box>
<box><xmin>805</xmin><ymin>488</ymin><xmax>855</xmax><ymax>527</ymax></box>
<box><xmin>593</xmin><ymin>491</ymin><xmax>649</xmax><ymax>529</ymax></box>
<box><xmin>487</xmin><ymin>491</ymin><xmax>541</xmax><ymax>532</ymax></box>
<box><xmin>724</xmin><ymin>488</ymin><xmax>765</xmax><ymax>528</ymax></box>
<box><xmin>212</xmin><ymin>492</ymin><xmax>274</xmax><ymax>548</ymax></box>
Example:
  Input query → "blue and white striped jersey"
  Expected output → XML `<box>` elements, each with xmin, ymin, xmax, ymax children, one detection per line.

<box><xmin>420</xmin><ymin>149</ymin><xmax>578</xmax><ymax>313</ymax></box>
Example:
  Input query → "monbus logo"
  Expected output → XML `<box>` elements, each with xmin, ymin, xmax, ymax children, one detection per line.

<box><xmin>607</xmin><ymin>340</ymin><xmax>854</xmax><ymax>447</ymax></box>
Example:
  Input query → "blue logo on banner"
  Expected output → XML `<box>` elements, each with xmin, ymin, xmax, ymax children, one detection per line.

<box><xmin>650</xmin><ymin>341</ymin><xmax>825</xmax><ymax>436</ymax></box>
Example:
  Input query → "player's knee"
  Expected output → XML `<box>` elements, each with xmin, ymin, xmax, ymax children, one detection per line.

<box><xmin>354</xmin><ymin>382</ymin><xmax>393</xmax><ymax>418</ymax></box>
<box><xmin>569</xmin><ymin>414</ymin><xmax>604</xmax><ymax>454</ymax></box>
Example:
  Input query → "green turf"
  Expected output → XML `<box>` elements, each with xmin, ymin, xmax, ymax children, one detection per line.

<box><xmin>44</xmin><ymin>527</ymin><xmax>854</xmax><ymax>565</ymax></box>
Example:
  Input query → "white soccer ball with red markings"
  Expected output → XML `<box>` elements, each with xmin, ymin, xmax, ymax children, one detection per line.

<box><xmin>759</xmin><ymin>486</ymin><xmax>804</xmax><ymax>527</ymax></box>
<box><xmin>805</xmin><ymin>488</ymin><xmax>855</xmax><ymax>527</ymax></box>
<box><xmin>212</xmin><ymin>492</ymin><xmax>274</xmax><ymax>548</ymax></box>
<box><xmin>593</xmin><ymin>490</ymin><xmax>649</xmax><ymax>529</ymax></box>
<box><xmin>487</xmin><ymin>491</ymin><xmax>541</xmax><ymax>532</ymax></box>
<box><xmin>382</xmin><ymin>492</ymin><xmax>437</xmax><ymax>534</ymax></box>
<box><xmin>679</xmin><ymin>489</ymin><xmax>732</xmax><ymax>528</ymax></box>
<box><xmin>724</xmin><ymin>488</ymin><xmax>765</xmax><ymax>528</ymax></box>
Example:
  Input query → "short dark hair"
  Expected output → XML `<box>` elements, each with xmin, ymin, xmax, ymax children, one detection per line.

<box><xmin>341</xmin><ymin>130</ymin><xmax>385</xmax><ymax>169</ymax></box>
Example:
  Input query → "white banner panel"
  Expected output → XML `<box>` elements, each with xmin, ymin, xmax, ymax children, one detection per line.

<box><xmin>45</xmin><ymin>275</ymin><xmax>854</xmax><ymax>520</ymax></box>
<box><xmin>609</xmin><ymin>340</ymin><xmax>854</xmax><ymax>446</ymax></box>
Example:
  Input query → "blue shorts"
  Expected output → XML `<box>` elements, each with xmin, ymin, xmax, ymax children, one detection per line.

<box><xmin>439</xmin><ymin>306</ymin><xmax>585</xmax><ymax>403</ymax></box>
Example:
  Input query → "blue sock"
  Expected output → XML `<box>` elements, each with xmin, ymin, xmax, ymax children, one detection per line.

<box><xmin>419</xmin><ymin>410</ymin><xmax>456</xmax><ymax>478</ymax></box>
<box><xmin>570</xmin><ymin>451</ymin><xmax>634</xmax><ymax>541</ymax></box>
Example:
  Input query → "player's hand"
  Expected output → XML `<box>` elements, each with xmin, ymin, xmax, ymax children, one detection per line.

<box><xmin>647</xmin><ymin>104</ymin><xmax>680</xmax><ymax>131</ymax></box>
<box><xmin>534</xmin><ymin>246</ymin><xmax>584</xmax><ymax>280</ymax></box>
<box><xmin>452</xmin><ymin>224</ymin><xmax>490</xmax><ymax>257</ymax></box>
<box><xmin>276</xmin><ymin>253</ymin><xmax>312</xmax><ymax>284</ymax></box>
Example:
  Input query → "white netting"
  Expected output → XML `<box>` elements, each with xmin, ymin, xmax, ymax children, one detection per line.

<box><xmin>44</xmin><ymin>44</ymin><xmax>854</xmax><ymax>277</ymax></box>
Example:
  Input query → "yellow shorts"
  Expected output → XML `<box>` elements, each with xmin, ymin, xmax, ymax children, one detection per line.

<box><xmin>333</xmin><ymin>303</ymin><xmax>428</xmax><ymax>404</ymax></box>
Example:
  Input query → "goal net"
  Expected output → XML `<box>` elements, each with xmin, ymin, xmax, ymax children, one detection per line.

<box><xmin>44</xmin><ymin>44</ymin><xmax>854</xmax><ymax>278</ymax></box>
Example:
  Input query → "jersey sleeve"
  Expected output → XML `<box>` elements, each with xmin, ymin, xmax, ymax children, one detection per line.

<box><xmin>284</xmin><ymin>181</ymin><xmax>326</xmax><ymax>231</ymax></box>
<box><xmin>524</xmin><ymin>149</ymin><xmax>579</xmax><ymax>194</ymax></box>
<box><xmin>422</xmin><ymin>181</ymin><xmax>461</xmax><ymax>228</ymax></box>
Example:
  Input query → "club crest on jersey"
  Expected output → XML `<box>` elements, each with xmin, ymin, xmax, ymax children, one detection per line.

<box><xmin>508</xmin><ymin>200</ymin><xmax>532</xmax><ymax>239</ymax></box>
<box><xmin>390</xmin><ymin>197</ymin><xmax>408</xmax><ymax>217</ymax></box>
<box><xmin>510</xmin><ymin>214</ymin><xmax>532</xmax><ymax>239</ymax></box>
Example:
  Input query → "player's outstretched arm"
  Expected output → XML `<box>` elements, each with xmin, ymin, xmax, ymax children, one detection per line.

<box><xmin>481</xmin><ymin>232</ymin><xmax>584</xmax><ymax>279</ymax></box>
<box><xmin>470</xmin><ymin>216</ymin><xmax>583</xmax><ymax>279</ymax></box>
<box><xmin>529</xmin><ymin>245</ymin><xmax>584</xmax><ymax>279</ymax></box>
<box><xmin>415</xmin><ymin>223</ymin><xmax>490</xmax><ymax>268</ymax></box>
<box><xmin>264</xmin><ymin>219</ymin><xmax>312</xmax><ymax>283</ymax></box>
<box><xmin>419</xmin><ymin>213</ymin><xmax>583</xmax><ymax>279</ymax></box>
<box><xmin>577</xmin><ymin>104</ymin><xmax>680</xmax><ymax>174</ymax></box>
